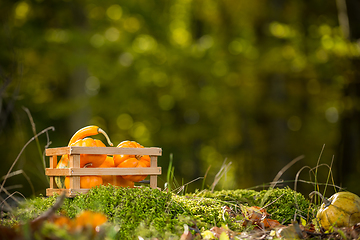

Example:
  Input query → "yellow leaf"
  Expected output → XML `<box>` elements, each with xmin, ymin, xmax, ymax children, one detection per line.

<box><xmin>201</xmin><ymin>230</ymin><xmax>216</xmax><ymax>239</ymax></box>
<box><xmin>219</xmin><ymin>231</ymin><xmax>229</xmax><ymax>240</ymax></box>
<box><xmin>300</xmin><ymin>218</ymin><xmax>307</xmax><ymax>226</ymax></box>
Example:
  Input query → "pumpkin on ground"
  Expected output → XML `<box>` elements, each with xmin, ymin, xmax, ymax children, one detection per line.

<box><xmin>52</xmin><ymin>211</ymin><xmax>107</xmax><ymax>234</ymax></box>
<box><xmin>74</xmin><ymin>210</ymin><xmax>107</xmax><ymax>231</ymax></box>
<box><xmin>55</xmin><ymin>125</ymin><xmax>113</xmax><ymax>189</ymax></box>
<box><xmin>113</xmin><ymin>140</ymin><xmax>150</xmax><ymax>182</ymax></box>
<box><xmin>311</xmin><ymin>191</ymin><xmax>360</xmax><ymax>231</ymax></box>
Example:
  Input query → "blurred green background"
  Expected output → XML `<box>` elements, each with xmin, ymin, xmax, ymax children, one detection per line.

<box><xmin>1</xmin><ymin>0</ymin><xmax>360</xmax><ymax>198</ymax></box>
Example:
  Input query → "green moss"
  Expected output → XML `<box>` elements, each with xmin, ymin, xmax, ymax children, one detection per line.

<box><xmin>192</xmin><ymin>186</ymin><xmax>314</xmax><ymax>224</ymax></box>
<box><xmin>6</xmin><ymin>194</ymin><xmax>58</xmax><ymax>224</ymax></box>
<box><xmin>191</xmin><ymin>188</ymin><xmax>259</xmax><ymax>206</ymax></box>
<box><xmin>170</xmin><ymin>194</ymin><xmax>230</xmax><ymax>229</ymax></box>
<box><xmin>10</xmin><ymin>186</ymin><xmax>197</xmax><ymax>239</ymax></box>
<box><xmin>4</xmin><ymin>186</ymin><xmax>314</xmax><ymax>238</ymax></box>
<box><xmin>257</xmin><ymin>187</ymin><xmax>313</xmax><ymax>223</ymax></box>
<box><xmin>63</xmin><ymin>185</ymin><xmax>185</xmax><ymax>239</ymax></box>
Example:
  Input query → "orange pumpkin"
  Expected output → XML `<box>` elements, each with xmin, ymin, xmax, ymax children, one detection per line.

<box><xmin>67</xmin><ymin>125</ymin><xmax>113</xmax><ymax>168</ymax></box>
<box><xmin>113</xmin><ymin>140</ymin><xmax>150</xmax><ymax>182</ymax></box>
<box><xmin>52</xmin><ymin>211</ymin><xmax>107</xmax><ymax>234</ymax></box>
<box><xmin>113</xmin><ymin>141</ymin><xmax>150</xmax><ymax>167</ymax></box>
<box><xmin>99</xmin><ymin>156</ymin><xmax>134</xmax><ymax>188</ymax></box>
<box><xmin>116</xmin><ymin>158</ymin><xmax>148</xmax><ymax>182</ymax></box>
<box><xmin>74</xmin><ymin>211</ymin><xmax>107</xmax><ymax>231</ymax></box>
<box><xmin>112</xmin><ymin>176</ymin><xmax>135</xmax><ymax>188</ymax></box>
<box><xmin>70</xmin><ymin>137</ymin><xmax>107</xmax><ymax>168</ymax></box>
<box><xmin>55</xmin><ymin>126</ymin><xmax>113</xmax><ymax>188</ymax></box>
<box><xmin>65</xmin><ymin>175</ymin><xmax>103</xmax><ymax>189</ymax></box>
<box><xmin>52</xmin><ymin>215</ymin><xmax>73</xmax><ymax>229</ymax></box>
<box><xmin>99</xmin><ymin>156</ymin><xmax>115</xmax><ymax>185</ymax></box>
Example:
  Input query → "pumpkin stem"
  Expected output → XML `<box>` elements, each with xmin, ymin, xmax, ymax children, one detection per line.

<box><xmin>83</xmin><ymin>162</ymin><xmax>93</xmax><ymax>168</ymax></box>
<box><xmin>98</xmin><ymin>128</ymin><xmax>113</xmax><ymax>146</ymax></box>
<box><xmin>309</xmin><ymin>191</ymin><xmax>331</xmax><ymax>207</ymax></box>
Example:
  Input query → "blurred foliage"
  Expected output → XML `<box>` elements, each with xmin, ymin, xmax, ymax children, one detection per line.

<box><xmin>1</xmin><ymin>0</ymin><xmax>360</xmax><ymax>197</ymax></box>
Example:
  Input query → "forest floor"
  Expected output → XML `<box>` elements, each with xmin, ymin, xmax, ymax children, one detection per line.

<box><xmin>1</xmin><ymin>185</ymin><xmax>359</xmax><ymax>239</ymax></box>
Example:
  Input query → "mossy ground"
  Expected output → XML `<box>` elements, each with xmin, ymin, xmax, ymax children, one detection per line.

<box><xmin>1</xmin><ymin>185</ymin><xmax>316</xmax><ymax>239</ymax></box>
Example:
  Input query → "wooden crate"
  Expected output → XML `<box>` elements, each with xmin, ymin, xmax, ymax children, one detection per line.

<box><xmin>45</xmin><ymin>146</ymin><xmax>162</xmax><ymax>197</ymax></box>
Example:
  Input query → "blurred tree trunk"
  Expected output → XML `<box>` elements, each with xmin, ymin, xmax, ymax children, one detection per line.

<box><xmin>67</xmin><ymin>3</ymin><xmax>90</xmax><ymax>134</ymax></box>
<box><xmin>337</xmin><ymin>0</ymin><xmax>360</xmax><ymax>193</ymax></box>
<box><xmin>68</xmin><ymin>66</ymin><xmax>90</xmax><ymax>133</ymax></box>
<box><xmin>260</xmin><ymin>74</ymin><xmax>290</xmax><ymax>183</ymax></box>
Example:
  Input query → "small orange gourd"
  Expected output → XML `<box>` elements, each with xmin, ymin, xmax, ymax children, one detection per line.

<box><xmin>70</xmin><ymin>137</ymin><xmax>108</xmax><ymax>168</ymax></box>
<box><xmin>55</xmin><ymin>125</ymin><xmax>113</xmax><ymax>189</ymax></box>
<box><xmin>99</xmin><ymin>156</ymin><xmax>134</xmax><ymax>188</ymax></box>
<box><xmin>74</xmin><ymin>210</ymin><xmax>107</xmax><ymax>231</ymax></box>
<box><xmin>111</xmin><ymin>176</ymin><xmax>135</xmax><ymax>188</ymax></box>
<box><xmin>64</xmin><ymin>175</ymin><xmax>103</xmax><ymax>189</ymax></box>
<box><xmin>113</xmin><ymin>140</ymin><xmax>150</xmax><ymax>182</ymax></box>
<box><xmin>52</xmin><ymin>211</ymin><xmax>107</xmax><ymax>233</ymax></box>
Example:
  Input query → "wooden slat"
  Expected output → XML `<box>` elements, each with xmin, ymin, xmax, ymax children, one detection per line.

<box><xmin>46</xmin><ymin>167</ymin><xmax>162</xmax><ymax>176</ymax></box>
<box><xmin>49</xmin><ymin>177</ymin><xmax>54</xmax><ymax>188</ymax></box>
<box><xmin>69</xmin><ymin>155</ymin><xmax>80</xmax><ymax>189</ymax></box>
<box><xmin>49</xmin><ymin>155</ymin><xmax>57</xmax><ymax>168</ymax></box>
<box><xmin>46</xmin><ymin>147</ymin><xmax>72</xmax><ymax>156</ymax></box>
<box><xmin>46</xmin><ymin>146</ymin><xmax>162</xmax><ymax>156</ymax></box>
<box><xmin>71</xmin><ymin>167</ymin><xmax>162</xmax><ymax>175</ymax></box>
<box><xmin>49</xmin><ymin>155</ymin><xmax>58</xmax><ymax>189</ymax></box>
<box><xmin>150</xmin><ymin>156</ymin><xmax>158</xmax><ymax>189</ymax></box>
<box><xmin>46</xmin><ymin>168</ymin><xmax>71</xmax><ymax>176</ymax></box>
<box><xmin>69</xmin><ymin>155</ymin><xmax>80</xmax><ymax>168</ymax></box>
<box><xmin>49</xmin><ymin>177</ymin><xmax>56</xmax><ymax>189</ymax></box>
<box><xmin>46</xmin><ymin>146</ymin><xmax>163</xmax><ymax>196</ymax></box>
<box><xmin>46</xmin><ymin>188</ymin><xmax>70</xmax><ymax>197</ymax></box>
<box><xmin>46</xmin><ymin>188</ymin><xmax>89</xmax><ymax>197</ymax></box>
<box><xmin>67</xmin><ymin>189</ymin><xmax>89</xmax><ymax>197</ymax></box>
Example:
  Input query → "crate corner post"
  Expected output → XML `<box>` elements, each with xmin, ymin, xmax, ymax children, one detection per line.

<box><xmin>149</xmin><ymin>155</ymin><xmax>159</xmax><ymax>189</ymax></box>
<box><xmin>69</xmin><ymin>154</ymin><xmax>81</xmax><ymax>193</ymax></box>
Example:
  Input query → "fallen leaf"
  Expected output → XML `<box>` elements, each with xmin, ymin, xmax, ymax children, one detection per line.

<box><xmin>180</xmin><ymin>224</ymin><xmax>194</xmax><ymax>240</ymax></box>
<box><xmin>242</xmin><ymin>206</ymin><xmax>282</xmax><ymax>230</ymax></box>
<box><xmin>201</xmin><ymin>230</ymin><xmax>216</xmax><ymax>239</ymax></box>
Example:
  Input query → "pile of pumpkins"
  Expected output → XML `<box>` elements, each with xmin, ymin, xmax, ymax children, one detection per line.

<box><xmin>55</xmin><ymin>125</ymin><xmax>151</xmax><ymax>189</ymax></box>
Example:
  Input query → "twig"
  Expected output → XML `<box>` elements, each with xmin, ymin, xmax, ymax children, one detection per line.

<box><xmin>22</xmin><ymin>106</ymin><xmax>46</xmax><ymax>172</ymax></box>
<box><xmin>314</xmin><ymin>144</ymin><xmax>325</xmax><ymax>194</ymax></box>
<box><xmin>0</xmin><ymin>185</ymin><xmax>22</xmax><ymax>207</ymax></box>
<box><xmin>0</xmin><ymin>126</ymin><xmax>55</xmax><ymax>198</ymax></box>
<box><xmin>258</xmin><ymin>156</ymin><xmax>303</xmax><ymax>208</ymax></box>
<box><xmin>1</xmin><ymin>184</ymin><xmax>22</xmax><ymax>191</ymax></box>
<box><xmin>30</xmin><ymin>192</ymin><xmax>66</xmax><ymax>231</ymax></box>
<box><xmin>324</xmin><ymin>155</ymin><xmax>336</xmax><ymax>194</ymax></box>
<box><xmin>172</xmin><ymin>177</ymin><xmax>203</xmax><ymax>194</ymax></box>
<box><xmin>211</xmin><ymin>158</ymin><xmax>232</xmax><ymax>192</ymax></box>
<box><xmin>296</xmin><ymin>179</ymin><xmax>343</xmax><ymax>190</ymax></box>
<box><xmin>202</xmin><ymin>165</ymin><xmax>211</xmax><ymax>190</ymax></box>
<box><xmin>0</xmin><ymin>170</ymin><xmax>35</xmax><ymax>196</ymax></box>
<box><xmin>270</xmin><ymin>155</ymin><xmax>304</xmax><ymax>189</ymax></box>
<box><xmin>0</xmin><ymin>191</ymin><xmax>26</xmax><ymax>215</ymax></box>
<box><xmin>261</xmin><ymin>192</ymin><xmax>285</xmax><ymax>209</ymax></box>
